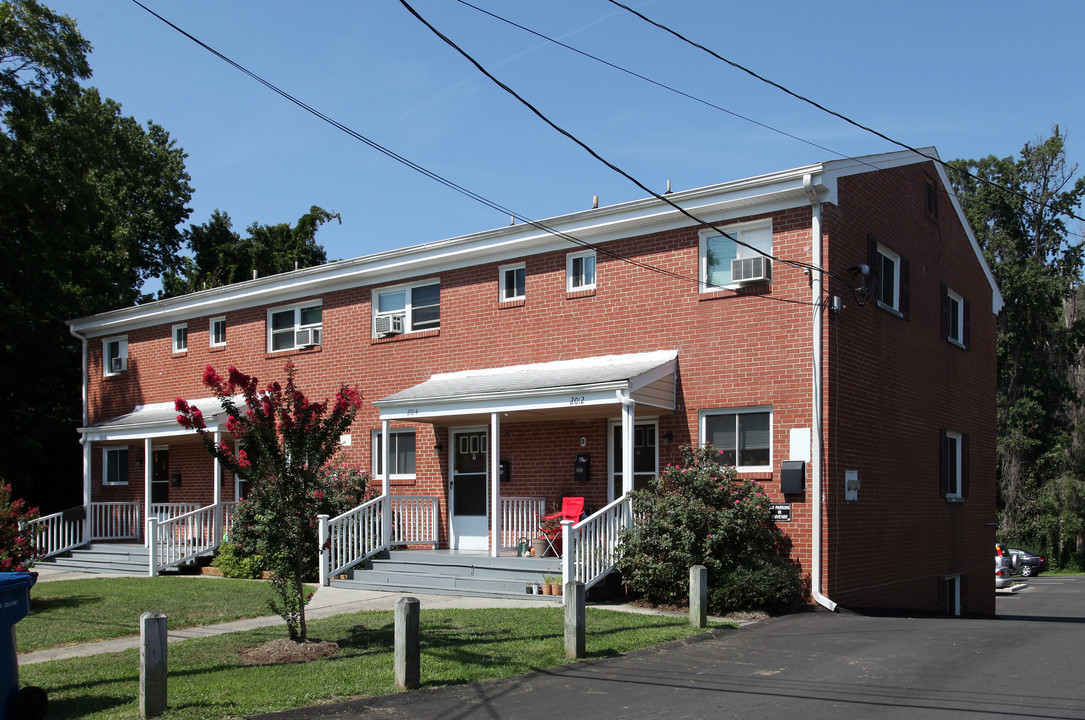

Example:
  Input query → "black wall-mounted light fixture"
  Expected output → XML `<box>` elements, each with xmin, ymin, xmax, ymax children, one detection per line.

<box><xmin>662</xmin><ymin>431</ymin><xmax>674</xmax><ymax>445</ymax></box>
<box><xmin>433</xmin><ymin>442</ymin><xmax>444</xmax><ymax>453</ymax></box>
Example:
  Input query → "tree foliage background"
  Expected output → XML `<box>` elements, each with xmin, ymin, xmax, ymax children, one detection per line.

<box><xmin>950</xmin><ymin>128</ymin><xmax>1085</xmax><ymax>566</ymax></box>
<box><xmin>0</xmin><ymin>0</ymin><xmax>192</xmax><ymax>509</ymax></box>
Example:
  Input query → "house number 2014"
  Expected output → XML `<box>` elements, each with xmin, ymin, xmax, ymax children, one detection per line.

<box><xmin>569</xmin><ymin>396</ymin><xmax>585</xmax><ymax>405</ymax></box>
<box><xmin>406</xmin><ymin>408</ymin><xmax>418</xmax><ymax>416</ymax></box>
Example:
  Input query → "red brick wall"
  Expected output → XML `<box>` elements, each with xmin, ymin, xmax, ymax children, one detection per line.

<box><xmin>81</xmin><ymin>161</ymin><xmax>997</xmax><ymax>612</ymax></box>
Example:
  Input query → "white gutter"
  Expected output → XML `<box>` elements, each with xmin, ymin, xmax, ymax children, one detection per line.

<box><xmin>804</xmin><ymin>173</ymin><xmax>837</xmax><ymax>612</ymax></box>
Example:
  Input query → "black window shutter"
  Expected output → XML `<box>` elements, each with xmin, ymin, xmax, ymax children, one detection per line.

<box><xmin>939</xmin><ymin>428</ymin><xmax>950</xmax><ymax>495</ymax></box>
<box><xmin>961</xmin><ymin>432</ymin><xmax>970</xmax><ymax>498</ymax></box>
<box><xmin>899</xmin><ymin>256</ymin><xmax>910</xmax><ymax>319</ymax></box>
<box><xmin>963</xmin><ymin>298</ymin><xmax>971</xmax><ymax>349</ymax></box>
<box><xmin>940</xmin><ymin>282</ymin><xmax>950</xmax><ymax>339</ymax></box>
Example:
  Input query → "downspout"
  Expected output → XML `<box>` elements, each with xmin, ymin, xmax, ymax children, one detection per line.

<box><xmin>804</xmin><ymin>173</ymin><xmax>837</xmax><ymax>611</ymax></box>
<box><xmin>69</xmin><ymin>325</ymin><xmax>91</xmax><ymax>543</ymax></box>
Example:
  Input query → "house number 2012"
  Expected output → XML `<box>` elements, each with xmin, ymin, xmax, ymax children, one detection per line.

<box><xmin>569</xmin><ymin>396</ymin><xmax>585</xmax><ymax>405</ymax></box>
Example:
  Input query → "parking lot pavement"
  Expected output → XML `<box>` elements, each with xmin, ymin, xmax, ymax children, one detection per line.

<box><xmin>257</xmin><ymin>576</ymin><xmax>1085</xmax><ymax>720</ymax></box>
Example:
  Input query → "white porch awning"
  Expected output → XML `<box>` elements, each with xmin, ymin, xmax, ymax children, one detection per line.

<box><xmin>79</xmin><ymin>396</ymin><xmax>239</xmax><ymax>442</ymax></box>
<box><xmin>374</xmin><ymin>350</ymin><xmax>677</xmax><ymax>424</ymax></box>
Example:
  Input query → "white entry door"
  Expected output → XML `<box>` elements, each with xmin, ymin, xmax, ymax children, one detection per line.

<box><xmin>450</xmin><ymin>429</ymin><xmax>489</xmax><ymax>550</ymax></box>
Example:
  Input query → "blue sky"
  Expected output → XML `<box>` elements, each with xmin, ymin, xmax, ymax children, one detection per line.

<box><xmin>46</xmin><ymin>1</ymin><xmax>1085</xmax><ymax>281</ymax></box>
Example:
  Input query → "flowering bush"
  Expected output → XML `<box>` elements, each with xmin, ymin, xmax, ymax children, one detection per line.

<box><xmin>176</xmin><ymin>363</ymin><xmax>363</xmax><ymax>641</ymax></box>
<box><xmin>616</xmin><ymin>444</ymin><xmax>801</xmax><ymax>613</ymax></box>
<box><xmin>0</xmin><ymin>482</ymin><xmax>40</xmax><ymax>572</ymax></box>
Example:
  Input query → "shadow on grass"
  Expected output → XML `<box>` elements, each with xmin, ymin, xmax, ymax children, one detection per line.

<box><xmin>27</xmin><ymin>594</ymin><xmax>102</xmax><ymax>614</ymax></box>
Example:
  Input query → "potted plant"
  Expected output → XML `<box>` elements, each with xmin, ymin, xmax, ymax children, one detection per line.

<box><xmin>544</xmin><ymin>575</ymin><xmax>562</xmax><ymax>595</ymax></box>
<box><xmin>540</xmin><ymin>577</ymin><xmax>553</xmax><ymax>595</ymax></box>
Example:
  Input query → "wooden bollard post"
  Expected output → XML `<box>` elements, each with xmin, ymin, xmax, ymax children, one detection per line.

<box><xmin>140</xmin><ymin>611</ymin><xmax>168</xmax><ymax>718</ymax></box>
<box><xmin>395</xmin><ymin>597</ymin><xmax>420</xmax><ymax>690</ymax></box>
<box><xmin>690</xmin><ymin>565</ymin><xmax>707</xmax><ymax>629</ymax></box>
<box><xmin>564</xmin><ymin>581</ymin><xmax>585</xmax><ymax>658</ymax></box>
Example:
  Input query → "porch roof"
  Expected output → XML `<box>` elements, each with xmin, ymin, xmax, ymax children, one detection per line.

<box><xmin>79</xmin><ymin>396</ymin><xmax>241</xmax><ymax>442</ymax></box>
<box><xmin>374</xmin><ymin>350</ymin><xmax>677</xmax><ymax>424</ymax></box>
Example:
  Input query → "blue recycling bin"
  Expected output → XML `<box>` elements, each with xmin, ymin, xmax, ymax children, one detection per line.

<box><xmin>0</xmin><ymin>572</ymin><xmax>37</xmax><ymax>720</ymax></box>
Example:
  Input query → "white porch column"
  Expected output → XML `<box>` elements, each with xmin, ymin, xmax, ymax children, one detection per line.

<box><xmin>381</xmin><ymin>418</ymin><xmax>391</xmax><ymax>548</ymax></box>
<box><xmin>490</xmin><ymin>412</ymin><xmax>501</xmax><ymax>558</ymax></box>
<box><xmin>620</xmin><ymin>396</ymin><xmax>635</xmax><ymax>497</ymax></box>
<box><xmin>143</xmin><ymin>438</ymin><xmax>153</xmax><ymax>546</ymax></box>
<box><xmin>213</xmin><ymin>430</ymin><xmax>223</xmax><ymax>545</ymax></box>
<box><xmin>82</xmin><ymin>439</ymin><xmax>92</xmax><ymax>542</ymax></box>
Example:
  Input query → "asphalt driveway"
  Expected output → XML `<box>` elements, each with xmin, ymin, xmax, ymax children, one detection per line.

<box><xmin>257</xmin><ymin>577</ymin><xmax>1085</xmax><ymax>720</ymax></box>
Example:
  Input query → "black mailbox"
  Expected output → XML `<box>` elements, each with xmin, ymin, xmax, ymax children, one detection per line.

<box><xmin>170</xmin><ymin>472</ymin><xmax>182</xmax><ymax>488</ymax></box>
<box><xmin>780</xmin><ymin>461</ymin><xmax>805</xmax><ymax>494</ymax></box>
<box><xmin>499</xmin><ymin>459</ymin><xmax>511</xmax><ymax>483</ymax></box>
<box><xmin>574</xmin><ymin>453</ymin><xmax>590</xmax><ymax>482</ymax></box>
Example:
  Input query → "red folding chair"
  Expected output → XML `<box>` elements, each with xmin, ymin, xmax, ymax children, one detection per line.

<box><xmin>537</xmin><ymin>497</ymin><xmax>585</xmax><ymax>557</ymax></box>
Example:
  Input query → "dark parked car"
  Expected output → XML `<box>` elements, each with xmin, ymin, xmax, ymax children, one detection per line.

<box><xmin>1008</xmin><ymin>548</ymin><xmax>1048</xmax><ymax>577</ymax></box>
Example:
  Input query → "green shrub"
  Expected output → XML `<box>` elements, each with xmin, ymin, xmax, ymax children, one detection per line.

<box><xmin>211</xmin><ymin>542</ymin><xmax>264</xmax><ymax>579</ymax></box>
<box><xmin>616</xmin><ymin>444</ymin><xmax>801</xmax><ymax>614</ymax></box>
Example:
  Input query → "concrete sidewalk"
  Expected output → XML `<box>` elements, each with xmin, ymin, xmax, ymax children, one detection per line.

<box><xmin>21</xmin><ymin>566</ymin><xmax>713</xmax><ymax>665</ymax></box>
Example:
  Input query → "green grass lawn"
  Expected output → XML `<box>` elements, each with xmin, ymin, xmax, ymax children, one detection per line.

<box><xmin>20</xmin><ymin>577</ymin><xmax>300</xmax><ymax>652</ymax></box>
<box><xmin>20</xmin><ymin>606</ymin><xmax>731</xmax><ymax>719</ymax></box>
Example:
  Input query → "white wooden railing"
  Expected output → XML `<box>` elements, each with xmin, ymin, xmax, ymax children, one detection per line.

<box><xmin>91</xmin><ymin>502</ymin><xmax>141</xmax><ymax>540</ymax></box>
<box><xmin>148</xmin><ymin>504</ymin><xmax>218</xmax><ymax>575</ymax></box>
<box><xmin>561</xmin><ymin>494</ymin><xmax>632</xmax><ymax>592</ymax></box>
<box><xmin>149</xmin><ymin>502</ymin><xmax>201</xmax><ymax>519</ymax></box>
<box><xmin>391</xmin><ymin>496</ymin><xmax>440</xmax><ymax>547</ymax></box>
<box><xmin>319</xmin><ymin>495</ymin><xmax>388</xmax><ymax>585</ymax></box>
<box><xmin>27</xmin><ymin>509</ymin><xmax>85</xmax><ymax>559</ymax></box>
<box><xmin>221</xmin><ymin>501</ymin><xmax>237</xmax><ymax>540</ymax></box>
<box><xmin>500</xmin><ymin>496</ymin><xmax>545</xmax><ymax>551</ymax></box>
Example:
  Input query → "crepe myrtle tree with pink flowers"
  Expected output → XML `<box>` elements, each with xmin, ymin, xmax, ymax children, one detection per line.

<box><xmin>176</xmin><ymin>362</ymin><xmax>362</xmax><ymax>642</ymax></box>
<box><xmin>616</xmin><ymin>444</ymin><xmax>801</xmax><ymax>613</ymax></box>
<box><xmin>0</xmin><ymin>482</ymin><xmax>40</xmax><ymax>572</ymax></box>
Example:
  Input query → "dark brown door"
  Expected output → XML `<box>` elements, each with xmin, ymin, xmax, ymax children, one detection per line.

<box><xmin>152</xmin><ymin>448</ymin><xmax>170</xmax><ymax>504</ymax></box>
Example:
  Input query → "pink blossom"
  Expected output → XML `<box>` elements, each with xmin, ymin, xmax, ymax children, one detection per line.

<box><xmin>202</xmin><ymin>365</ymin><xmax>224</xmax><ymax>391</ymax></box>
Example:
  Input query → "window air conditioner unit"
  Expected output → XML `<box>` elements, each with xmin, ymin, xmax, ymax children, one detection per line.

<box><xmin>110</xmin><ymin>356</ymin><xmax>127</xmax><ymax>373</ymax></box>
<box><xmin>731</xmin><ymin>256</ymin><xmax>772</xmax><ymax>284</ymax></box>
<box><xmin>375</xmin><ymin>313</ymin><xmax>404</xmax><ymax>337</ymax></box>
<box><xmin>295</xmin><ymin>327</ymin><xmax>322</xmax><ymax>347</ymax></box>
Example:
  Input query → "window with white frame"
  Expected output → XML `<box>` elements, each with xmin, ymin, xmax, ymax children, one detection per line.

<box><xmin>372</xmin><ymin>429</ymin><xmax>417</xmax><ymax>479</ymax></box>
<box><xmin>103</xmin><ymin>336</ymin><xmax>128</xmax><ymax>376</ymax></box>
<box><xmin>941</xmin><ymin>430</ymin><xmax>968</xmax><ymax>500</ymax></box>
<box><xmin>939</xmin><ymin>574</ymin><xmax>963</xmax><ymax>616</ymax></box>
<box><xmin>172</xmin><ymin>323</ymin><xmax>188</xmax><ymax>353</ymax></box>
<box><xmin>700</xmin><ymin>221</ymin><xmax>772</xmax><ymax>289</ymax></box>
<box><xmin>103</xmin><ymin>446</ymin><xmax>129</xmax><ymax>485</ymax></box>
<box><xmin>267</xmin><ymin>302</ymin><xmax>322</xmax><ymax>352</ymax></box>
<box><xmin>875</xmin><ymin>243</ymin><xmax>900</xmax><ymax>311</ymax></box>
<box><xmin>701</xmin><ymin>408</ymin><xmax>771</xmax><ymax>471</ymax></box>
<box><xmin>373</xmin><ymin>281</ymin><xmax>440</xmax><ymax>337</ymax></box>
<box><xmin>941</xmin><ymin>284</ymin><xmax>968</xmax><ymax>348</ymax></box>
<box><xmin>210</xmin><ymin>316</ymin><xmax>226</xmax><ymax>347</ymax></box>
<box><xmin>566</xmin><ymin>250</ymin><xmax>596</xmax><ymax>291</ymax></box>
<box><xmin>500</xmin><ymin>263</ymin><xmax>526</xmax><ymax>302</ymax></box>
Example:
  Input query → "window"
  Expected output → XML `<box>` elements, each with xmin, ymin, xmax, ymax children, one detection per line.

<box><xmin>701</xmin><ymin>408</ymin><xmax>771</xmax><ymax>471</ymax></box>
<box><xmin>500</xmin><ymin>263</ymin><xmax>526</xmax><ymax>301</ymax></box>
<box><xmin>267</xmin><ymin>302</ymin><xmax>322</xmax><ymax>352</ymax></box>
<box><xmin>566</xmin><ymin>250</ymin><xmax>596</xmax><ymax>292</ymax></box>
<box><xmin>172</xmin><ymin>323</ymin><xmax>188</xmax><ymax>353</ymax></box>
<box><xmin>103</xmin><ymin>446</ymin><xmax>129</xmax><ymax>485</ymax></box>
<box><xmin>867</xmin><ymin>237</ymin><xmax>909</xmax><ymax>316</ymax></box>
<box><xmin>373</xmin><ymin>281</ymin><xmax>440</xmax><ymax>336</ymax></box>
<box><xmin>701</xmin><ymin>222</ymin><xmax>772</xmax><ymax>289</ymax></box>
<box><xmin>372</xmin><ymin>430</ymin><xmax>417</xmax><ymax>479</ymax></box>
<box><xmin>210</xmin><ymin>316</ymin><xmax>226</xmax><ymax>347</ymax></box>
<box><xmin>611</xmin><ymin>422</ymin><xmax>658</xmax><ymax>499</ymax></box>
<box><xmin>941</xmin><ymin>284</ymin><xmax>969</xmax><ymax>348</ymax></box>
<box><xmin>103</xmin><ymin>336</ymin><xmax>128</xmax><ymax>376</ymax></box>
<box><xmin>939</xmin><ymin>574</ymin><xmax>964</xmax><ymax>616</ymax></box>
<box><xmin>940</xmin><ymin>429</ymin><xmax>969</xmax><ymax>500</ymax></box>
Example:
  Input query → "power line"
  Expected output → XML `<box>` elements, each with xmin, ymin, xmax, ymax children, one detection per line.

<box><xmin>127</xmin><ymin>0</ymin><xmax>821</xmax><ymax>309</ymax></box>
<box><xmin>605</xmin><ymin>0</ymin><xmax>1085</xmax><ymax>231</ymax></box>
<box><xmin>398</xmin><ymin>0</ymin><xmax>853</xmax><ymax>293</ymax></box>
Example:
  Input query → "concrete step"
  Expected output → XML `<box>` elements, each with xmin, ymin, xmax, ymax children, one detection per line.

<box><xmin>41</xmin><ymin>543</ymin><xmax>152</xmax><ymax>575</ymax></box>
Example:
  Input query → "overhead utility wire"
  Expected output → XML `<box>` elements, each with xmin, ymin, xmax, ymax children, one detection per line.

<box><xmin>453</xmin><ymin>0</ymin><xmax>877</xmax><ymax>171</ymax></box>
<box><xmin>399</xmin><ymin>0</ymin><xmax>850</xmax><ymax>289</ymax></box>
<box><xmin>606</xmin><ymin>0</ymin><xmax>1085</xmax><ymax>229</ymax></box>
<box><xmin>127</xmin><ymin>0</ymin><xmax>782</xmax><ymax>300</ymax></box>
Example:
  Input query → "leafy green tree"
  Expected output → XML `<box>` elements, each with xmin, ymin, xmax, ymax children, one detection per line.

<box><xmin>176</xmin><ymin>363</ymin><xmax>362</xmax><ymax>641</ymax></box>
<box><xmin>0</xmin><ymin>0</ymin><xmax>192</xmax><ymax>508</ymax></box>
<box><xmin>616</xmin><ymin>444</ymin><xmax>801</xmax><ymax>613</ymax></box>
<box><xmin>949</xmin><ymin>129</ymin><xmax>1085</xmax><ymax>554</ymax></box>
<box><xmin>161</xmin><ymin>206</ymin><xmax>339</xmax><ymax>297</ymax></box>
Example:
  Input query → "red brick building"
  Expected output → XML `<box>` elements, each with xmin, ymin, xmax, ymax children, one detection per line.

<box><xmin>66</xmin><ymin>148</ymin><xmax>1001</xmax><ymax>614</ymax></box>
